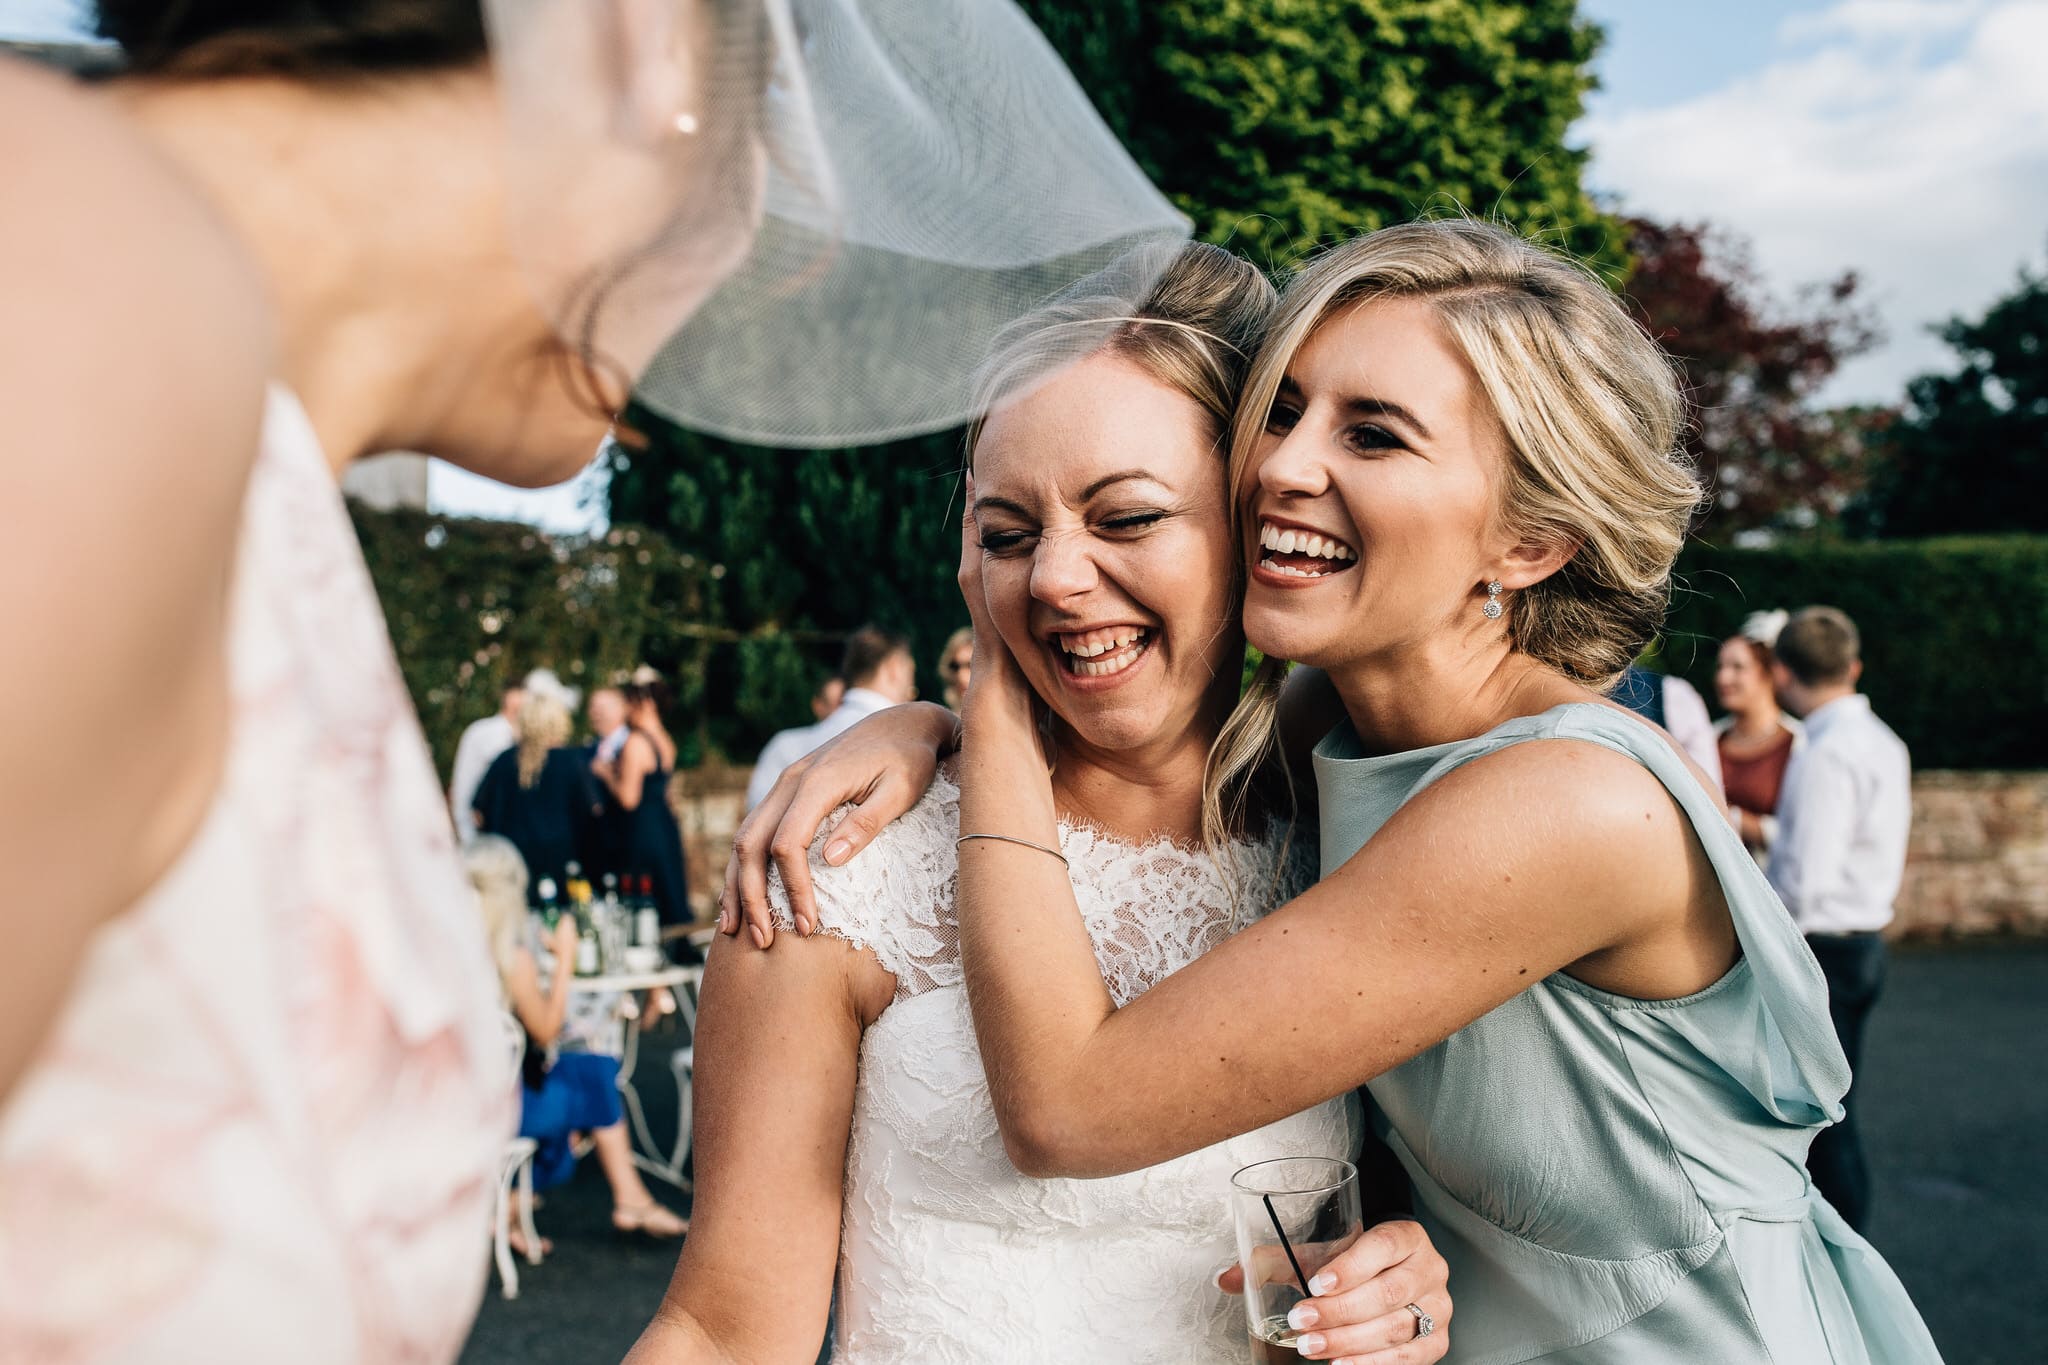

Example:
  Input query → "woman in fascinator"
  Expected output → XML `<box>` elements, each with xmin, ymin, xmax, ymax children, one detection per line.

<box><xmin>0</xmin><ymin>1</ymin><xmax>1185</xmax><ymax>1358</ymax></box>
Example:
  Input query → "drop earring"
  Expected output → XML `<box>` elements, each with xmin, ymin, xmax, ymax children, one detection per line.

<box><xmin>1483</xmin><ymin>580</ymin><xmax>1504</xmax><ymax>620</ymax></box>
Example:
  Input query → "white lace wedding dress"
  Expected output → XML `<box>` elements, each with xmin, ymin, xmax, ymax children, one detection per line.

<box><xmin>768</xmin><ymin>769</ymin><xmax>1359</xmax><ymax>1364</ymax></box>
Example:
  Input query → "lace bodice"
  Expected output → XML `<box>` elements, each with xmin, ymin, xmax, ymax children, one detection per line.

<box><xmin>768</xmin><ymin>770</ymin><xmax>1359</xmax><ymax>1364</ymax></box>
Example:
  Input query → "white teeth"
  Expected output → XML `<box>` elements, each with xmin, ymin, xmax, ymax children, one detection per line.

<box><xmin>1260</xmin><ymin>557</ymin><xmax>1335</xmax><ymax>579</ymax></box>
<box><xmin>1259</xmin><ymin>521</ymin><xmax>1356</xmax><ymax>562</ymax></box>
<box><xmin>1063</xmin><ymin>629</ymin><xmax>1141</xmax><ymax>659</ymax></box>
<box><xmin>1058</xmin><ymin>630</ymin><xmax>1151</xmax><ymax>677</ymax></box>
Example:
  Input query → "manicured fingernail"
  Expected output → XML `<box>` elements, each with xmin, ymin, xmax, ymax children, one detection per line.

<box><xmin>1307</xmin><ymin>1272</ymin><xmax>1337</xmax><ymax>1296</ymax></box>
<box><xmin>1209</xmin><ymin>1260</ymin><xmax>1236</xmax><ymax>1290</ymax></box>
<box><xmin>824</xmin><ymin>839</ymin><xmax>852</xmax><ymax>865</ymax></box>
<box><xmin>1293</xmin><ymin>1332</ymin><xmax>1325</xmax><ymax>1356</ymax></box>
<box><xmin>717</xmin><ymin>911</ymin><xmax>732</xmax><ymax>932</ymax></box>
<box><xmin>1287</xmin><ymin>1303</ymin><xmax>1319</xmax><ymax>1331</ymax></box>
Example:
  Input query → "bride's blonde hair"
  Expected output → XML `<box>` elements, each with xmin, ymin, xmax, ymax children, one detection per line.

<box><xmin>1203</xmin><ymin>218</ymin><xmax>1700</xmax><ymax>854</ymax></box>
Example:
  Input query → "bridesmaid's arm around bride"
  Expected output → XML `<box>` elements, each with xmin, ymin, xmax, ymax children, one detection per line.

<box><xmin>625</xmin><ymin>930</ymin><xmax>893</xmax><ymax>1363</ymax></box>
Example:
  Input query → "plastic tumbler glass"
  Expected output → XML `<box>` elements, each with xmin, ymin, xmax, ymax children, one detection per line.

<box><xmin>1230</xmin><ymin>1156</ymin><xmax>1363</xmax><ymax>1362</ymax></box>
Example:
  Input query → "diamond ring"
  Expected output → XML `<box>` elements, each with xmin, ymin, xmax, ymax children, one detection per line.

<box><xmin>1406</xmin><ymin>1302</ymin><xmax>1436</xmax><ymax>1338</ymax></box>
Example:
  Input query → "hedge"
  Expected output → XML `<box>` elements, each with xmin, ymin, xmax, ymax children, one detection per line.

<box><xmin>1660</xmin><ymin>536</ymin><xmax>2048</xmax><ymax>771</ymax></box>
<box><xmin>349</xmin><ymin>503</ymin><xmax>725</xmax><ymax>781</ymax></box>
<box><xmin>356</xmin><ymin>502</ymin><xmax>2045</xmax><ymax>779</ymax></box>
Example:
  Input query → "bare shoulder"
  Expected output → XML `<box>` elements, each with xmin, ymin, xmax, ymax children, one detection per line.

<box><xmin>705</xmin><ymin>923</ymin><xmax>895</xmax><ymax>1028</ymax></box>
<box><xmin>1370</xmin><ymin>732</ymin><xmax>1706</xmax><ymax>925</ymax></box>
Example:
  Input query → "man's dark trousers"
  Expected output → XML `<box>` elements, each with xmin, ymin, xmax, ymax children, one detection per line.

<box><xmin>1804</xmin><ymin>931</ymin><xmax>1887</xmax><ymax>1231</ymax></box>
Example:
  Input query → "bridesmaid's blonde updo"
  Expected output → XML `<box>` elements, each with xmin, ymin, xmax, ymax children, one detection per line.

<box><xmin>1232</xmin><ymin>218</ymin><xmax>1702</xmax><ymax>684</ymax></box>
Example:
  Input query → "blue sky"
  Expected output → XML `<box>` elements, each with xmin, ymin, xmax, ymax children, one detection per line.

<box><xmin>7</xmin><ymin>0</ymin><xmax>2042</xmax><ymax>531</ymax></box>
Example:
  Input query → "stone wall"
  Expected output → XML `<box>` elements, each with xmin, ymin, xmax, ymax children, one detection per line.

<box><xmin>1895</xmin><ymin>771</ymin><xmax>2048</xmax><ymax>938</ymax></box>
<box><xmin>672</xmin><ymin>767</ymin><xmax>2048</xmax><ymax>939</ymax></box>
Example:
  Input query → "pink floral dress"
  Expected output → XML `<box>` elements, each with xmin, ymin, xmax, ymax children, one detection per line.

<box><xmin>0</xmin><ymin>388</ymin><xmax>510</xmax><ymax>1363</ymax></box>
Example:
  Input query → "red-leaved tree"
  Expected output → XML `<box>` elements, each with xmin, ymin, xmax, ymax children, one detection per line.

<box><xmin>1623</xmin><ymin>216</ymin><xmax>1888</xmax><ymax>537</ymax></box>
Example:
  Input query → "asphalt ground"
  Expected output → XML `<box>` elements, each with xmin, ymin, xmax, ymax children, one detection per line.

<box><xmin>459</xmin><ymin>938</ymin><xmax>2048</xmax><ymax>1365</ymax></box>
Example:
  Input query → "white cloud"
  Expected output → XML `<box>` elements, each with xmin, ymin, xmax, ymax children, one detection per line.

<box><xmin>1585</xmin><ymin>0</ymin><xmax>2048</xmax><ymax>404</ymax></box>
<box><xmin>1781</xmin><ymin>0</ymin><xmax>1990</xmax><ymax>46</ymax></box>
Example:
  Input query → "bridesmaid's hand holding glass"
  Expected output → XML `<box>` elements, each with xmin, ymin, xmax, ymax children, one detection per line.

<box><xmin>1217</xmin><ymin>1218</ymin><xmax>1451</xmax><ymax>1363</ymax></box>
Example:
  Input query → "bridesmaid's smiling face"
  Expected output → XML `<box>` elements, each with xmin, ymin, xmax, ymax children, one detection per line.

<box><xmin>1238</xmin><ymin>295</ymin><xmax>1515</xmax><ymax>673</ymax></box>
<box><xmin>970</xmin><ymin>352</ymin><xmax>1243</xmax><ymax>758</ymax></box>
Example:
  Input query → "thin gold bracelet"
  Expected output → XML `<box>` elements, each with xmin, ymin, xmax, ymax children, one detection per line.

<box><xmin>955</xmin><ymin>833</ymin><xmax>1069</xmax><ymax>868</ymax></box>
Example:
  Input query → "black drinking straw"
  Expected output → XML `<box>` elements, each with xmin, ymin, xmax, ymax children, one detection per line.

<box><xmin>1262</xmin><ymin>1193</ymin><xmax>1314</xmax><ymax>1302</ymax></box>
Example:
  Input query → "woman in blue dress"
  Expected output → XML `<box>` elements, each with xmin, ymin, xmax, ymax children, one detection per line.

<box><xmin>737</xmin><ymin>219</ymin><xmax>1942</xmax><ymax>1363</ymax></box>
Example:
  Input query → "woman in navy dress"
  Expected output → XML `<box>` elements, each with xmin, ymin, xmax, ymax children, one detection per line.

<box><xmin>472</xmin><ymin>693</ymin><xmax>602</xmax><ymax>903</ymax></box>
<box><xmin>594</xmin><ymin>675</ymin><xmax>693</xmax><ymax>939</ymax></box>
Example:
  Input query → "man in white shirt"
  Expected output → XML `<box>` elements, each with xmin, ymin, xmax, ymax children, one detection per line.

<box><xmin>447</xmin><ymin>679</ymin><xmax>525</xmax><ymax>843</ymax></box>
<box><xmin>746</xmin><ymin>626</ymin><xmax>917</xmax><ymax>811</ymax></box>
<box><xmin>1767</xmin><ymin>605</ymin><xmax>1911</xmax><ymax>1232</ymax></box>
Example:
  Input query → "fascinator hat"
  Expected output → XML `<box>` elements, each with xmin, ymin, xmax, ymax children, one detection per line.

<box><xmin>483</xmin><ymin>0</ymin><xmax>1191</xmax><ymax>447</ymax></box>
<box><xmin>1741</xmin><ymin>609</ymin><xmax>1790</xmax><ymax>649</ymax></box>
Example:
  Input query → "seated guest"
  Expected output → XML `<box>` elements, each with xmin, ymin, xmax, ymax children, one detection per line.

<box><xmin>745</xmin><ymin>625</ymin><xmax>917</xmax><ymax>810</ymax></box>
<box><xmin>472</xmin><ymin>693</ymin><xmax>601</xmax><ymax>901</ymax></box>
<box><xmin>1714</xmin><ymin>611</ymin><xmax>1804</xmax><ymax>864</ymax></box>
<box><xmin>465</xmin><ymin>835</ymin><xmax>687</xmax><ymax>1248</ymax></box>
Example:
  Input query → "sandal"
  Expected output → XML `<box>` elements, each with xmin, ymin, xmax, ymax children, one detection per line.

<box><xmin>612</xmin><ymin>1200</ymin><xmax>689</xmax><ymax>1239</ymax></box>
<box><xmin>507</xmin><ymin>1224</ymin><xmax>554</xmax><ymax>1260</ymax></box>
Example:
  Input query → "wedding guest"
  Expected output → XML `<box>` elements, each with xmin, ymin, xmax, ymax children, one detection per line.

<box><xmin>464</xmin><ymin>835</ymin><xmax>685</xmax><ymax>1246</ymax></box>
<box><xmin>448</xmin><ymin>679</ymin><xmax>524</xmax><ymax>843</ymax></box>
<box><xmin>473</xmin><ymin>693</ymin><xmax>601</xmax><ymax>903</ymax></box>
<box><xmin>588</xmin><ymin>686</ymin><xmax>631</xmax><ymax>765</ymax></box>
<box><xmin>810</xmin><ymin>674</ymin><xmax>846</xmax><ymax>723</ymax></box>
<box><xmin>583</xmin><ymin>685</ymin><xmax>633</xmax><ymax>879</ymax></box>
<box><xmin>1715</xmin><ymin>611</ymin><xmax>1804</xmax><ymax>864</ymax></box>
<box><xmin>593</xmin><ymin>671</ymin><xmax>694</xmax><ymax>936</ymax></box>
<box><xmin>1769</xmin><ymin>606</ymin><xmax>1911</xmax><ymax>1233</ymax></box>
<box><xmin>744</xmin><ymin>626</ymin><xmax>916</xmax><ymax>811</ymax></box>
<box><xmin>938</xmin><ymin>626</ymin><xmax>974</xmax><ymax>712</ymax></box>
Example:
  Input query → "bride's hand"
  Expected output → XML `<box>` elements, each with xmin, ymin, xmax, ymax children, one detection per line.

<box><xmin>721</xmin><ymin>701</ymin><xmax>960</xmax><ymax>948</ymax></box>
<box><xmin>955</xmin><ymin>473</ymin><xmax>1039</xmax><ymax>751</ymax></box>
<box><xmin>1215</xmin><ymin>1218</ymin><xmax>1452</xmax><ymax>1363</ymax></box>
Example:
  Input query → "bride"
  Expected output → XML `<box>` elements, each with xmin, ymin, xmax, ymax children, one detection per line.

<box><xmin>626</xmin><ymin>243</ymin><xmax>1452</xmax><ymax>1364</ymax></box>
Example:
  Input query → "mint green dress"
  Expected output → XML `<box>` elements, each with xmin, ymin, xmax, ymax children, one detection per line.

<box><xmin>1314</xmin><ymin>703</ymin><xmax>1942</xmax><ymax>1365</ymax></box>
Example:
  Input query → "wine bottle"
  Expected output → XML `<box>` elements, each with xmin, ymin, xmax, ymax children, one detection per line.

<box><xmin>634</xmin><ymin>873</ymin><xmax>660</xmax><ymax>952</ymax></box>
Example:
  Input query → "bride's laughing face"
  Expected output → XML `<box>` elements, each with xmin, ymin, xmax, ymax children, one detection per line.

<box><xmin>970</xmin><ymin>353</ymin><xmax>1242</xmax><ymax>757</ymax></box>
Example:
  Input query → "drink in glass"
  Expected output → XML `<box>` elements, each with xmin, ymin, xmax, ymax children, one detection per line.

<box><xmin>1229</xmin><ymin>1157</ymin><xmax>1362</xmax><ymax>1364</ymax></box>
